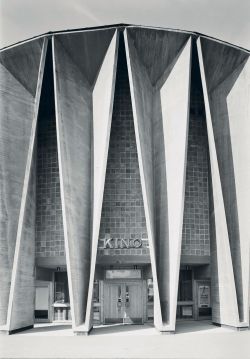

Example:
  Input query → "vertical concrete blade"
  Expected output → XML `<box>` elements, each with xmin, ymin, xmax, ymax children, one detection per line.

<box><xmin>159</xmin><ymin>37</ymin><xmax>191</xmax><ymax>330</ymax></box>
<box><xmin>0</xmin><ymin>63</ymin><xmax>32</xmax><ymax>328</ymax></box>
<box><xmin>226</xmin><ymin>57</ymin><xmax>250</xmax><ymax>326</ymax></box>
<box><xmin>8</xmin><ymin>151</ymin><xmax>37</xmax><ymax>332</ymax></box>
<box><xmin>125</xmin><ymin>27</ymin><xmax>191</xmax><ymax>332</ymax></box>
<box><xmin>199</xmin><ymin>37</ymin><xmax>250</xmax><ymax>327</ymax></box>
<box><xmin>3</xmin><ymin>39</ymin><xmax>47</xmax><ymax>332</ymax></box>
<box><xmin>197</xmin><ymin>38</ymin><xmax>241</xmax><ymax>326</ymax></box>
<box><xmin>84</xmin><ymin>31</ymin><xmax>118</xmax><ymax>332</ymax></box>
<box><xmin>53</xmin><ymin>36</ymin><xmax>92</xmax><ymax>329</ymax></box>
<box><xmin>53</xmin><ymin>29</ymin><xmax>117</xmax><ymax>331</ymax></box>
<box><xmin>124</xmin><ymin>29</ymin><xmax>163</xmax><ymax>329</ymax></box>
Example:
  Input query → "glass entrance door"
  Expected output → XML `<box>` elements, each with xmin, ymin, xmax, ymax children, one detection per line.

<box><xmin>103</xmin><ymin>281</ymin><xmax>143</xmax><ymax>324</ymax></box>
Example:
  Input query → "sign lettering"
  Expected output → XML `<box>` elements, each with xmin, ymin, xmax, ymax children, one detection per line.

<box><xmin>103</xmin><ymin>238</ymin><xmax>113</xmax><ymax>248</ymax></box>
<box><xmin>99</xmin><ymin>238</ymin><xmax>143</xmax><ymax>249</ymax></box>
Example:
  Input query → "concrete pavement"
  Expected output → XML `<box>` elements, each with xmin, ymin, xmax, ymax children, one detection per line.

<box><xmin>0</xmin><ymin>321</ymin><xmax>250</xmax><ymax>359</ymax></box>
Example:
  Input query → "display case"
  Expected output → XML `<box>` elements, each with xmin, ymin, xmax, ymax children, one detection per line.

<box><xmin>53</xmin><ymin>271</ymin><xmax>71</xmax><ymax>321</ymax></box>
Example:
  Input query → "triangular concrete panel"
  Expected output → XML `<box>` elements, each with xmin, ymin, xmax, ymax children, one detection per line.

<box><xmin>126</xmin><ymin>27</ymin><xmax>190</xmax><ymax>87</ymax></box>
<box><xmin>0</xmin><ymin>39</ymin><xmax>44</xmax><ymax>97</ymax></box>
<box><xmin>200</xmin><ymin>38</ymin><xmax>248</xmax><ymax>92</ymax></box>
<box><xmin>55</xmin><ymin>28</ymin><xmax>116</xmax><ymax>87</ymax></box>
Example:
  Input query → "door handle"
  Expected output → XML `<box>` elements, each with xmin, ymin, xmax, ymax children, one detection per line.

<box><xmin>125</xmin><ymin>286</ymin><xmax>129</xmax><ymax>307</ymax></box>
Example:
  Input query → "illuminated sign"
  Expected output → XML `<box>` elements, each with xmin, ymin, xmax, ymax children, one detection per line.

<box><xmin>106</xmin><ymin>269</ymin><xmax>141</xmax><ymax>279</ymax></box>
<box><xmin>99</xmin><ymin>238</ymin><xmax>143</xmax><ymax>249</ymax></box>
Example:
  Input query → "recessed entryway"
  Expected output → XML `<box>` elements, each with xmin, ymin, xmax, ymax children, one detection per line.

<box><xmin>103</xmin><ymin>280</ymin><xmax>144</xmax><ymax>324</ymax></box>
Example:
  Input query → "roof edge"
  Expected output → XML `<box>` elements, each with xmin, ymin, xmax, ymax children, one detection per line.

<box><xmin>0</xmin><ymin>23</ymin><xmax>249</xmax><ymax>54</ymax></box>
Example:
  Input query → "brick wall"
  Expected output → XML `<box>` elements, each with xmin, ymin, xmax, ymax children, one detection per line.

<box><xmin>35</xmin><ymin>43</ymin><xmax>65</xmax><ymax>258</ymax></box>
<box><xmin>181</xmin><ymin>44</ymin><xmax>210</xmax><ymax>257</ymax></box>
<box><xmin>35</xmin><ymin>115</ymin><xmax>64</xmax><ymax>258</ymax></box>
<box><xmin>97</xmin><ymin>37</ymin><xmax>149</xmax><ymax>257</ymax></box>
<box><xmin>35</xmin><ymin>39</ymin><xmax>209</xmax><ymax>261</ymax></box>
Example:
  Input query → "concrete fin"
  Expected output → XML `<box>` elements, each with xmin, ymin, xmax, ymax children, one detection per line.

<box><xmin>8</xmin><ymin>152</ymin><xmax>37</xmax><ymax>331</ymax></box>
<box><xmin>226</xmin><ymin>58</ymin><xmax>250</xmax><ymax>325</ymax></box>
<box><xmin>83</xmin><ymin>31</ymin><xmax>119</xmax><ymax>332</ymax></box>
<box><xmin>124</xmin><ymin>29</ymin><xmax>163</xmax><ymax>330</ymax></box>
<box><xmin>0</xmin><ymin>63</ymin><xmax>33</xmax><ymax>328</ymax></box>
<box><xmin>199</xmin><ymin>37</ymin><xmax>250</xmax><ymax>326</ymax></box>
<box><xmin>197</xmin><ymin>38</ymin><xmax>240</xmax><ymax>327</ymax></box>
<box><xmin>53</xmin><ymin>37</ymin><xmax>92</xmax><ymax>329</ymax></box>
<box><xmin>53</xmin><ymin>30</ymin><xmax>117</xmax><ymax>331</ymax></box>
<box><xmin>159</xmin><ymin>37</ymin><xmax>191</xmax><ymax>329</ymax></box>
<box><xmin>4</xmin><ymin>39</ymin><xmax>47</xmax><ymax>332</ymax></box>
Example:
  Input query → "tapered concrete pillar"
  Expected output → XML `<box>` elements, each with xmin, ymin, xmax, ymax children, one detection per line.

<box><xmin>124</xmin><ymin>27</ymin><xmax>191</xmax><ymax>331</ymax></box>
<box><xmin>52</xmin><ymin>28</ymin><xmax>118</xmax><ymax>332</ymax></box>
<box><xmin>124</xmin><ymin>29</ymin><xmax>161</xmax><ymax>329</ymax></box>
<box><xmin>0</xmin><ymin>38</ymin><xmax>46</xmax><ymax>333</ymax></box>
<box><xmin>84</xmin><ymin>32</ymin><xmax>118</xmax><ymax>333</ymax></box>
<box><xmin>159</xmin><ymin>38</ymin><xmax>191</xmax><ymax>330</ymax></box>
<box><xmin>197</xmin><ymin>37</ymin><xmax>250</xmax><ymax>328</ymax></box>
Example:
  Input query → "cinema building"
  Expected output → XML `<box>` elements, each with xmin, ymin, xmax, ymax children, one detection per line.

<box><xmin>0</xmin><ymin>24</ymin><xmax>250</xmax><ymax>335</ymax></box>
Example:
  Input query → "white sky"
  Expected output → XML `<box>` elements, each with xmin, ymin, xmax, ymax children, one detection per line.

<box><xmin>0</xmin><ymin>0</ymin><xmax>249</xmax><ymax>49</ymax></box>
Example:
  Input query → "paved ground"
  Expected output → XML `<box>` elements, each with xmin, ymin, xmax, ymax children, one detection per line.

<box><xmin>0</xmin><ymin>320</ymin><xmax>250</xmax><ymax>359</ymax></box>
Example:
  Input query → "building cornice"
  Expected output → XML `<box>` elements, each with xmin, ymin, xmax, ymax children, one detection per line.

<box><xmin>0</xmin><ymin>23</ymin><xmax>249</xmax><ymax>54</ymax></box>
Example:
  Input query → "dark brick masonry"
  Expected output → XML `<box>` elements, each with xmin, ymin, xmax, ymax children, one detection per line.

<box><xmin>35</xmin><ymin>117</ymin><xmax>64</xmax><ymax>257</ymax></box>
<box><xmin>35</xmin><ymin>43</ymin><xmax>64</xmax><ymax>258</ymax></box>
<box><xmin>181</xmin><ymin>44</ymin><xmax>210</xmax><ymax>256</ymax></box>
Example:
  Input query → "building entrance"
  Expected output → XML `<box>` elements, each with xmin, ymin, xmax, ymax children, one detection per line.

<box><xmin>103</xmin><ymin>281</ymin><xmax>144</xmax><ymax>324</ymax></box>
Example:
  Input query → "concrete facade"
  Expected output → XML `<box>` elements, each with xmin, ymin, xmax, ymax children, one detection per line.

<box><xmin>0</xmin><ymin>25</ymin><xmax>249</xmax><ymax>334</ymax></box>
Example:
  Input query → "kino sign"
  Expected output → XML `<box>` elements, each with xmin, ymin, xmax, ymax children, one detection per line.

<box><xmin>100</xmin><ymin>238</ymin><xmax>142</xmax><ymax>249</ymax></box>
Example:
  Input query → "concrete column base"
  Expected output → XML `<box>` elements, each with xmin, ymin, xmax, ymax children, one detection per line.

<box><xmin>212</xmin><ymin>322</ymin><xmax>249</xmax><ymax>331</ymax></box>
<box><xmin>74</xmin><ymin>326</ymin><xmax>93</xmax><ymax>336</ymax></box>
<box><xmin>159</xmin><ymin>330</ymin><xmax>175</xmax><ymax>335</ymax></box>
<box><xmin>0</xmin><ymin>325</ymin><xmax>34</xmax><ymax>335</ymax></box>
<box><xmin>74</xmin><ymin>331</ymin><xmax>89</xmax><ymax>336</ymax></box>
